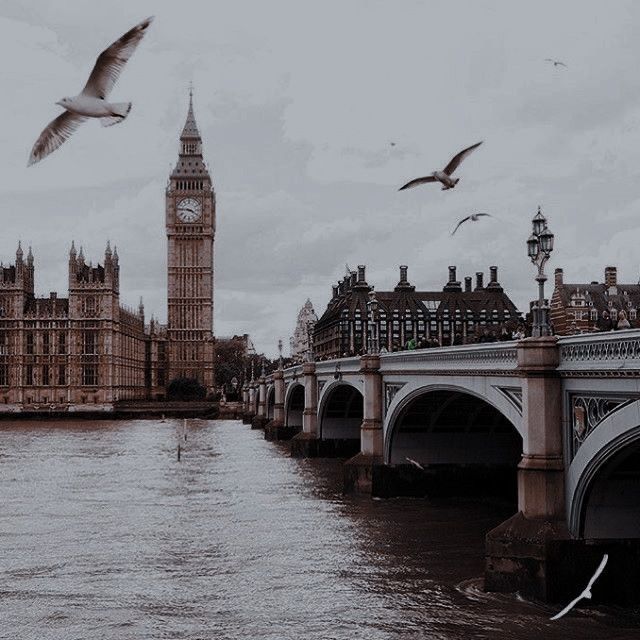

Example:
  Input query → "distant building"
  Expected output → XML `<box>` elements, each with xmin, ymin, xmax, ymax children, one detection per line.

<box><xmin>550</xmin><ymin>266</ymin><xmax>640</xmax><ymax>335</ymax></box>
<box><xmin>0</xmin><ymin>242</ymin><xmax>161</xmax><ymax>410</ymax></box>
<box><xmin>216</xmin><ymin>334</ymin><xmax>256</xmax><ymax>357</ymax></box>
<box><xmin>313</xmin><ymin>265</ymin><xmax>521</xmax><ymax>359</ymax></box>
<box><xmin>290</xmin><ymin>299</ymin><xmax>318</xmax><ymax>361</ymax></box>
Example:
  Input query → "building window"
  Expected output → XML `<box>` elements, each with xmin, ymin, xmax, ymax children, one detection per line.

<box><xmin>0</xmin><ymin>364</ymin><xmax>7</xmax><ymax>386</ymax></box>
<box><xmin>24</xmin><ymin>364</ymin><xmax>34</xmax><ymax>386</ymax></box>
<box><xmin>631</xmin><ymin>309</ymin><xmax>637</xmax><ymax>321</ymax></box>
<box><xmin>58</xmin><ymin>365</ymin><xmax>66</xmax><ymax>386</ymax></box>
<box><xmin>58</xmin><ymin>332</ymin><xmax>66</xmax><ymax>354</ymax></box>
<box><xmin>83</xmin><ymin>331</ymin><xmax>98</xmax><ymax>355</ymax></box>
<box><xmin>591</xmin><ymin>309</ymin><xmax>598</xmax><ymax>321</ymax></box>
<box><xmin>25</xmin><ymin>331</ymin><xmax>34</xmax><ymax>354</ymax></box>
<box><xmin>43</xmin><ymin>332</ymin><xmax>50</xmax><ymax>354</ymax></box>
<box><xmin>82</xmin><ymin>365</ymin><xmax>98</xmax><ymax>386</ymax></box>
<box><xmin>42</xmin><ymin>365</ymin><xmax>50</xmax><ymax>386</ymax></box>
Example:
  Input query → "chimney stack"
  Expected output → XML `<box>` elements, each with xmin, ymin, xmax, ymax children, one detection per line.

<box><xmin>357</xmin><ymin>265</ymin><xmax>366</xmax><ymax>283</ymax></box>
<box><xmin>464</xmin><ymin>276</ymin><xmax>472</xmax><ymax>292</ymax></box>
<box><xmin>332</xmin><ymin>285</ymin><xmax>338</xmax><ymax>299</ymax></box>
<box><xmin>489</xmin><ymin>266</ymin><xmax>498</xmax><ymax>283</ymax></box>
<box><xmin>475</xmin><ymin>272</ymin><xmax>484</xmax><ymax>290</ymax></box>
<box><xmin>448</xmin><ymin>266</ymin><xmax>456</xmax><ymax>283</ymax></box>
<box><xmin>555</xmin><ymin>268</ymin><xmax>564</xmax><ymax>287</ymax></box>
<box><xmin>400</xmin><ymin>265</ymin><xmax>408</xmax><ymax>283</ymax></box>
<box><xmin>349</xmin><ymin>271</ymin><xmax>357</xmax><ymax>287</ymax></box>
<box><xmin>604</xmin><ymin>266</ymin><xmax>617</xmax><ymax>288</ymax></box>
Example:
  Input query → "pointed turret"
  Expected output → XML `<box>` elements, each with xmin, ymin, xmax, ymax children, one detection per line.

<box><xmin>26</xmin><ymin>245</ymin><xmax>33</xmax><ymax>266</ymax></box>
<box><xmin>78</xmin><ymin>246</ymin><xmax>85</xmax><ymax>264</ymax></box>
<box><xmin>171</xmin><ymin>88</ymin><xmax>210</xmax><ymax>180</ymax></box>
<box><xmin>69</xmin><ymin>240</ymin><xmax>77</xmax><ymax>260</ymax></box>
<box><xmin>138</xmin><ymin>296</ymin><xmax>145</xmax><ymax>318</ymax></box>
<box><xmin>16</xmin><ymin>241</ymin><xmax>23</xmax><ymax>264</ymax></box>
<box><xmin>181</xmin><ymin>86</ymin><xmax>201</xmax><ymax>140</ymax></box>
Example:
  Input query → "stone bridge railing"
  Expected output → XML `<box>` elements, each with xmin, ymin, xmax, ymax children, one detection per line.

<box><xmin>557</xmin><ymin>328</ymin><xmax>640</xmax><ymax>375</ymax></box>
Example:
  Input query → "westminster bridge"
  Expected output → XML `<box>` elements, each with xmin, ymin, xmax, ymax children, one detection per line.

<box><xmin>241</xmin><ymin>331</ymin><xmax>640</xmax><ymax>605</ymax></box>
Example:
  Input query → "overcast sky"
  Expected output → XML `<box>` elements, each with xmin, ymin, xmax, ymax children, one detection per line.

<box><xmin>1</xmin><ymin>1</ymin><xmax>639</xmax><ymax>355</ymax></box>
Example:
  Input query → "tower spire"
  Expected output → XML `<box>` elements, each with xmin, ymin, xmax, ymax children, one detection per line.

<box><xmin>180</xmin><ymin>84</ymin><xmax>200</xmax><ymax>141</ymax></box>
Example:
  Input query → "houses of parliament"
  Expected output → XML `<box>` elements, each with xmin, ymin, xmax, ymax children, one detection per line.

<box><xmin>0</xmin><ymin>94</ymin><xmax>216</xmax><ymax>412</ymax></box>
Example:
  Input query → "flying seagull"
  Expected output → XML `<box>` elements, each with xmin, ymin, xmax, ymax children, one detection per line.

<box><xmin>550</xmin><ymin>554</ymin><xmax>608</xmax><ymax>620</ymax></box>
<box><xmin>28</xmin><ymin>16</ymin><xmax>154</xmax><ymax>167</ymax></box>
<box><xmin>545</xmin><ymin>58</ymin><xmax>567</xmax><ymax>68</ymax></box>
<box><xmin>399</xmin><ymin>141</ymin><xmax>483</xmax><ymax>191</ymax></box>
<box><xmin>405</xmin><ymin>457</ymin><xmax>425</xmax><ymax>471</ymax></box>
<box><xmin>451</xmin><ymin>212</ymin><xmax>492</xmax><ymax>236</ymax></box>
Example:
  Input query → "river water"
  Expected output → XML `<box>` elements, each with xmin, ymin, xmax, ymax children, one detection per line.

<box><xmin>0</xmin><ymin>419</ymin><xmax>638</xmax><ymax>639</ymax></box>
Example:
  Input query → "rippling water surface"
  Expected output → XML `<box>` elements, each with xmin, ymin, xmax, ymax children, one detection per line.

<box><xmin>0</xmin><ymin>419</ymin><xmax>638</xmax><ymax>639</ymax></box>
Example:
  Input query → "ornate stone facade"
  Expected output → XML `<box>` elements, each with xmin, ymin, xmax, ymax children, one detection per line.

<box><xmin>0</xmin><ymin>242</ymin><xmax>153</xmax><ymax>411</ymax></box>
<box><xmin>289</xmin><ymin>299</ymin><xmax>317</xmax><ymax>361</ymax></box>
<box><xmin>166</xmin><ymin>91</ymin><xmax>216</xmax><ymax>392</ymax></box>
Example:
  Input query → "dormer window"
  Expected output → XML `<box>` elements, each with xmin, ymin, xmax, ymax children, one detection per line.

<box><xmin>611</xmin><ymin>308</ymin><xmax>618</xmax><ymax>320</ymax></box>
<box><xmin>631</xmin><ymin>309</ymin><xmax>637</xmax><ymax>320</ymax></box>
<box><xmin>591</xmin><ymin>309</ymin><xmax>598</xmax><ymax>321</ymax></box>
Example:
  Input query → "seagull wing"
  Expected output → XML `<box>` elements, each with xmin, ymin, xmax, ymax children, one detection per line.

<box><xmin>451</xmin><ymin>216</ymin><xmax>471</xmax><ymax>235</ymax></box>
<box><xmin>398</xmin><ymin>175</ymin><xmax>437</xmax><ymax>191</ymax></box>
<box><xmin>28</xmin><ymin>111</ymin><xmax>88</xmax><ymax>166</ymax></box>
<box><xmin>556</xmin><ymin>61</ymin><xmax>567</xmax><ymax>67</ymax></box>
<box><xmin>585</xmin><ymin>554</ymin><xmax>608</xmax><ymax>590</ymax></box>
<box><xmin>81</xmin><ymin>16</ymin><xmax>154</xmax><ymax>99</ymax></box>
<box><xmin>550</xmin><ymin>593</ymin><xmax>586</xmax><ymax>620</ymax></box>
<box><xmin>476</xmin><ymin>213</ymin><xmax>492</xmax><ymax>219</ymax></box>
<box><xmin>550</xmin><ymin>554</ymin><xmax>608</xmax><ymax>621</ymax></box>
<box><xmin>443</xmin><ymin>141</ymin><xmax>483</xmax><ymax>175</ymax></box>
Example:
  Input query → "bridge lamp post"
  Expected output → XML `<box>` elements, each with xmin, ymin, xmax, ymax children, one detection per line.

<box><xmin>305</xmin><ymin>320</ymin><xmax>314</xmax><ymax>362</ymax></box>
<box><xmin>526</xmin><ymin>207</ymin><xmax>555</xmax><ymax>337</ymax></box>
<box><xmin>367</xmin><ymin>290</ymin><xmax>379</xmax><ymax>354</ymax></box>
<box><xmin>277</xmin><ymin>338</ymin><xmax>283</xmax><ymax>369</ymax></box>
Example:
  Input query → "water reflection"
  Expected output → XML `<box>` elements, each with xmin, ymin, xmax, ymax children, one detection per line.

<box><xmin>0</xmin><ymin>419</ymin><xmax>637</xmax><ymax>639</ymax></box>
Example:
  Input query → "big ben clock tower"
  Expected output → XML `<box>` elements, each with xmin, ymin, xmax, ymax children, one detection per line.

<box><xmin>166</xmin><ymin>90</ymin><xmax>215</xmax><ymax>392</ymax></box>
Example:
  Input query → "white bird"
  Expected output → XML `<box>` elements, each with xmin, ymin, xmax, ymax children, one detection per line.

<box><xmin>545</xmin><ymin>58</ymin><xmax>567</xmax><ymax>68</ymax></box>
<box><xmin>399</xmin><ymin>141</ymin><xmax>483</xmax><ymax>192</ymax></box>
<box><xmin>550</xmin><ymin>554</ymin><xmax>608</xmax><ymax>620</ymax></box>
<box><xmin>28</xmin><ymin>16</ymin><xmax>154</xmax><ymax>167</ymax></box>
<box><xmin>405</xmin><ymin>457</ymin><xmax>425</xmax><ymax>471</ymax></box>
<box><xmin>451</xmin><ymin>212</ymin><xmax>492</xmax><ymax>236</ymax></box>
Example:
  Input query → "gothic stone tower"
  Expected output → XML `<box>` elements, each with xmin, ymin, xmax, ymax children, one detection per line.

<box><xmin>166</xmin><ymin>92</ymin><xmax>215</xmax><ymax>392</ymax></box>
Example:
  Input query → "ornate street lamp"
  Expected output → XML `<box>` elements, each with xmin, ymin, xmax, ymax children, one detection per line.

<box><xmin>277</xmin><ymin>338</ymin><xmax>283</xmax><ymax>369</ymax></box>
<box><xmin>527</xmin><ymin>206</ymin><xmax>555</xmax><ymax>337</ymax></box>
<box><xmin>367</xmin><ymin>290</ymin><xmax>379</xmax><ymax>354</ymax></box>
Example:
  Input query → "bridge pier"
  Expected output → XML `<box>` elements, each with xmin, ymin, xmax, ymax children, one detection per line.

<box><xmin>265</xmin><ymin>369</ymin><xmax>294</xmax><ymax>440</ymax></box>
<box><xmin>291</xmin><ymin>362</ymin><xmax>321</xmax><ymax>456</ymax></box>
<box><xmin>485</xmin><ymin>337</ymin><xmax>571</xmax><ymax>602</ymax></box>
<box><xmin>251</xmin><ymin>376</ymin><xmax>269</xmax><ymax>429</ymax></box>
<box><xmin>344</xmin><ymin>354</ymin><xmax>384</xmax><ymax>494</ymax></box>
<box><xmin>242</xmin><ymin>383</ymin><xmax>256</xmax><ymax>424</ymax></box>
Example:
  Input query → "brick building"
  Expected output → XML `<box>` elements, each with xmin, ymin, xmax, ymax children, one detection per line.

<box><xmin>550</xmin><ymin>266</ymin><xmax>640</xmax><ymax>335</ymax></box>
<box><xmin>313</xmin><ymin>265</ymin><xmax>521</xmax><ymax>359</ymax></box>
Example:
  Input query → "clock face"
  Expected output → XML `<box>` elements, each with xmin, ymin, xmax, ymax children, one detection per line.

<box><xmin>177</xmin><ymin>197</ymin><xmax>202</xmax><ymax>223</ymax></box>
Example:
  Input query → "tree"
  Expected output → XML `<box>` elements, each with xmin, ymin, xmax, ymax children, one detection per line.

<box><xmin>167</xmin><ymin>377</ymin><xmax>206</xmax><ymax>401</ymax></box>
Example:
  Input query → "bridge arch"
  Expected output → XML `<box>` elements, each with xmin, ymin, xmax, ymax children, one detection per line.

<box><xmin>284</xmin><ymin>382</ymin><xmax>304</xmax><ymax>429</ymax></box>
<box><xmin>383</xmin><ymin>384</ymin><xmax>522</xmax><ymax>498</ymax></box>
<box><xmin>568</xmin><ymin>400</ymin><xmax>640</xmax><ymax>538</ymax></box>
<box><xmin>317</xmin><ymin>380</ymin><xmax>363</xmax><ymax>441</ymax></box>
<box><xmin>266</xmin><ymin>385</ymin><xmax>275</xmax><ymax>420</ymax></box>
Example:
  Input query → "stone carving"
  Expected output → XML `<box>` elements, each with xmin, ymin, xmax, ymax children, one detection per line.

<box><xmin>384</xmin><ymin>382</ymin><xmax>406</xmax><ymax>412</ymax></box>
<box><xmin>570</xmin><ymin>394</ymin><xmax>633</xmax><ymax>457</ymax></box>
